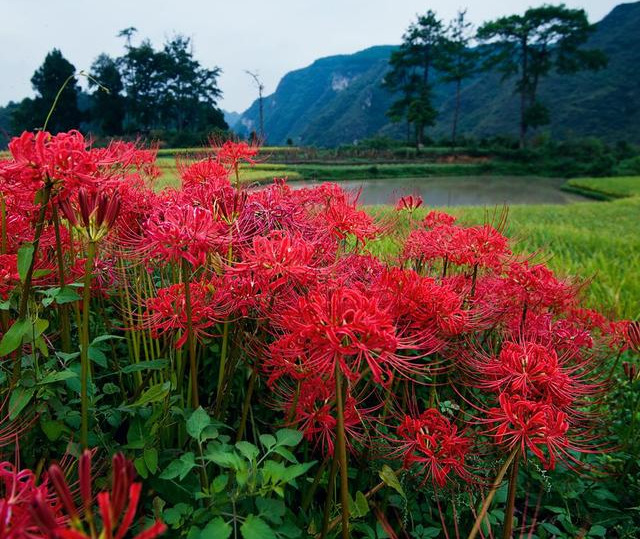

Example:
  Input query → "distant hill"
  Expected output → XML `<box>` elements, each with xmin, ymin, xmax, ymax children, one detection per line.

<box><xmin>237</xmin><ymin>2</ymin><xmax>640</xmax><ymax>146</ymax></box>
<box><xmin>223</xmin><ymin>110</ymin><xmax>241</xmax><ymax>129</ymax></box>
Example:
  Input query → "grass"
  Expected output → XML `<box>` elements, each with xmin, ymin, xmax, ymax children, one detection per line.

<box><xmin>369</xmin><ymin>176</ymin><xmax>640</xmax><ymax>320</ymax></box>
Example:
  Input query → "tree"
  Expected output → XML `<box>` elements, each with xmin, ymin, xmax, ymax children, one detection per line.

<box><xmin>477</xmin><ymin>4</ymin><xmax>607</xmax><ymax>148</ymax></box>
<box><xmin>12</xmin><ymin>49</ymin><xmax>82</xmax><ymax>133</ymax></box>
<box><xmin>436</xmin><ymin>10</ymin><xmax>478</xmax><ymax>146</ymax></box>
<box><xmin>245</xmin><ymin>70</ymin><xmax>265</xmax><ymax>141</ymax></box>
<box><xmin>384</xmin><ymin>10</ymin><xmax>445</xmax><ymax>147</ymax></box>
<box><xmin>89</xmin><ymin>54</ymin><xmax>125</xmax><ymax>135</ymax></box>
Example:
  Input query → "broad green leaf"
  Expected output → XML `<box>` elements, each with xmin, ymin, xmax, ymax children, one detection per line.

<box><xmin>17</xmin><ymin>245</ymin><xmax>34</xmax><ymax>283</ymax></box>
<box><xmin>280</xmin><ymin>462</ymin><xmax>315</xmax><ymax>483</ymax></box>
<box><xmin>38</xmin><ymin>370</ymin><xmax>77</xmax><ymax>385</ymax></box>
<box><xmin>589</xmin><ymin>525</ymin><xmax>607</xmax><ymax>537</ymax></box>
<box><xmin>256</xmin><ymin>497</ymin><xmax>285</xmax><ymax>524</ymax></box>
<box><xmin>186</xmin><ymin>407</ymin><xmax>210</xmax><ymax>440</ymax></box>
<box><xmin>273</xmin><ymin>445</ymin><xmax>297</xmax><ymax>463</ymax></box>
<box><xmin>200</xmin><ymin>517</ymin><xmax>232</xmax><ymax>539</ymax></box>
<box><xmin>540</xmin><ymin>522</ymin><xmax>564</xmax><ymax>535</ymax></box>
<box><xmin>236</xmin><ymin>441</ymin><xmax>259</xmax><ymax>461</ymax></box>
<box><xmin>352</xmin><ymin>491</ymin><xmax>369</xmax><ymax>518</ymax></box>
<box><xmin>132</xmin><ymin>382</ymin><xmax>170</xmax><ymax>407</ymax></box>
<box><xmin>379</xmin><ymin>465</ymin><xmax>405</xmax><ymax>499</ymax></box>
<box><xmin>240</xmin><ymin>515</ymin><xmax>277</xmax><ymax>539</ymax></box>
<box><xmin>205</xmin><ymin>447</ymin><xmax>244</xmax><ymax>471</ymax></box>
<box><xmin>0</xmin><ymin>319</ymin><xmax>30</xmax><ymax>356</ymax></box>
<box><xmin>275</xmin><ymin>428</ymin><xmax>303</xmax><ymax>447</ymax></box>
<box><xmin>211</xmin><ymin>474</ymin><xmax>228</xmax><ymax>493</ymax></box>
<box><xmin>121</xmin><ymin>359</ymin><xmax>169</xmax><ymax>374</ymax></box>
<box><xmin>90</xmin><ymin>334</ymin><xmax>124</xmax><ymax>345</ymax></box>
<box><xmin>9</xmin><ymin>386</ymin><xmax>35</xmax><ymax>420</ymax></box>
<box><xmin>41</xmin><ymin>420</ymin><xmax>64</xmax><ymax>441</ymax></box>
<box><xmin>88</xmin><ymin>345</ymin><xmax>108</xmax><ymax>368</ymax></box>
<box><xmin>259</xmin><ymin>434</ymin><xmax>276</xmax><ymax>450</ymax></box>
<box><xmin>144</xmin><ymin>447</ymin><xmax>158</xmax><ymax>474</ymax></box>
<box><xmin>159</xmin><ymin>453</ymin><xmax>195</xmax><ymax>481</ymax></box>
<box><xmin>134</xmin><ymin>456</ymin><xmax>148</xmax><ymax>479</ymax></box>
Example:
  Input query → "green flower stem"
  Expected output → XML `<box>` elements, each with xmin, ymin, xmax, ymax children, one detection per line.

<box><xmin>51</xmin><ymin>205</ymin><xmax>71</xmax><ymax>353</ymax></box>
<box><xmin>502</xmin><ymin>450</ymin><xmax>521</xmax><ymax>539</ymax></box>
<box><xmin>334</xmin><ymin>363</ymin><xmax>350</xmax><ymax>539</ymax></box>
<box><xmin>181</xmin><ymin>258</ymin><xmax>199</xmax><ymax>409</ymax></box>
<box><xmin>467</xmin><ymin>447</ymin><xmax>519</xmax><ymax>539</ymax></box>
<box><xmin>236</xmin><ymin>366</ymin><xmax>258</xmax><ymax>442</ymax></box>
<box><xmin>80</xmin><ymin>240</ymin><xmax>97</xmax><ymax>449</ymax></box>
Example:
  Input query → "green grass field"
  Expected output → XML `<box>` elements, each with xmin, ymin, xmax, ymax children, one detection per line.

<box><xmin>370</xmin><ymin>176</ymin><xmax>640</xmax><ymax>319</ymax></box>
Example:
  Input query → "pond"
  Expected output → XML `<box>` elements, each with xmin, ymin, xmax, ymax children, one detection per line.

<box><xmin>289</xmin><ymin>176</ymin><xmax>591</xmax><ymax>206</ymax></box>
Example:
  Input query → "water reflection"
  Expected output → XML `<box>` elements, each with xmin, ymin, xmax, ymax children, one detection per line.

<box><xmin>290</xmin><ymin>176</ymin><xmax>591</xmax><ymax>206</ymax></box>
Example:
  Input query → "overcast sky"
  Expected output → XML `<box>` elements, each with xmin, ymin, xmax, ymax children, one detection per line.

<box><xmin>0</xmin><ymin>0</ymin><xmax>622</xmax><ymax>113</ymax></box>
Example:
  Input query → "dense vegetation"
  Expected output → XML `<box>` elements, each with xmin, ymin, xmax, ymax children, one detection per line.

<box><xmin>0</xmin><ymin>132</ymin><xmax>638</xmax><ymax>538</ymax></box>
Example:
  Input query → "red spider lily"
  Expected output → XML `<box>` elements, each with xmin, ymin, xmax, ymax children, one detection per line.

<box><xmin>422</xmin><ymin>210</ymin><xmax>457</xmax><ymax>229</ymax></box>
<box><xmin>31</xmin><ymin>451</ymin><xmax>166</xmax><ymax>539</ymax></box>
<box><xmin>505</xmin><ymin>261</ymin><xmax>577</xmax><ymax>313</ymax></box>
<box><xmin>142</xmin><ymin>281</ymin><xmax>231</xmax><ymax>348</ymax></box>
<box><xmin>268</xmin><ymin>285</ymin><xmax>427</xmax><ymax>386</ymax></box>
<box><xmin>449</xmin><ymin>225</ymin><xmax>511</xmax><ymax>269</ymax></box>
<box><xmin>0</xmin><ymin>461</ymin><xmax>63</xmax><ymax>538</ymax></box>
<box><xmin>403</xmin><ymin>225</ymin><xmax>459</xmax><ymax>265</ymax></box>
<box><xmin>395</xmin><ymin>195</ymin><xmax>423</xmax><ymax>213</ymax></box>
<box><xmin>628</xmin><ymin>320</ymin><xmax>640</xmax><ymax>352</ymax></box>
<box><xmin>232</xmin><ymin>230</ymin><xmax>319</xmax><ymax>292</ymax></box>
<box><xmin>318</xmin><ymin>198</ymin><xmax>380</xmax><ymax>245</ymax></box>
<box><xmin>485</xmin><ymin>393</ymin><xmax>572</xmax><ymax>470</ymax></box>
<box><xmin>473</xmin><ymin>341</ymin><xmax>575</xmax><ymax>407</ymax></box>
<box><xmin>392</xmin><ymin>409</ymin><xmax>472</xmax><ymax>487</ymax></box>
<box><xmin>213</xmin><ymin>139</ymin><xmax>260</xmax><ymax>170</ymax></box>
<box><xmin>178</xmin><ymin>156</ymin><xmax>231</xmax><ymax>191</ymax></box>
<box><xmin>58</xmin><ymin>188</ymin><xmax>121</xmax><ymax>242</ymax></box>
<box><xmin>141</xmin><ymin>203</ymin><xmax>225</xmax><ymax>266</ymax></box>
<box><xmin>281</xmin><ymin>377</ymin><xmax>374</xmax><ymax>455</ymax></box>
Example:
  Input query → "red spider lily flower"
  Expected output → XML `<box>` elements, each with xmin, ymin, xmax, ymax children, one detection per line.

<box><xmin>475</xmin><ymin>341</ymin><xmax>575</xmax><ymax>407</ymax></box>
<box><xmin>391</xmin><ymin>409</ymin><xmax>472</xmax><ymax>487</ymax></box>
<box><xmin>178</xmin><ymin>156</ymin><xmax>231</xmax><ymax>191</ymax></box>
<box><xmin>232</xmin><ymin>230</ymin><xmax>319</xmax><ymax>292</ymax></box>
<box><xmin>268</xmin><ymin>285</ymin><xmax>423</xmax><ymax>386</ymax></box>
<box><xmin>0</xmin><ymin>461</ymin><xmax>63</xmax><ymax>538</ymax></box>
<box><xmin>402</xmin><ymin>225</ymin><xmax>459</xmax><ymax>265</ymax></box>
<box><xmin>0</xmin><ymin>254</ymin><xmax>18</xmax><ymax>300</ymax></box>
<box><xmin>142</xmin><ymin>281</ymin><xmax>231</xmax><ymax>348</ymax></box>
<box><xmin>449</xmin><ymin>225</ymin><xmax>511</xmax><ymax>269</ymax></box>
<box><xmin>213</xmin><ymin>139</ymin><xmax>260</xmax><ymax>170</ymax></box>
<box><xmin>282</xmin><ymin>377</ymin><xmax>373</xmax><ymax>455</ymax></box>
<box><xmin>395</xmin><ymin>195</ymin><xmax>423</xmax><ymax>213</ymax></box>
<box><xmin>59</xmin><ymin>189</ymin><xmax>121</xmax><ymax>242</ymax></box>
<box><xmin>422</xmin><ymin>210</ymin><xmax>457</xmax><ymax>229</ymax></box>
<box><xmin>628</xmin><ymin>320</ymin><xmax>640</xmax><ymax>352</ymax></box>
<box><xmin>485</xmin><ymin>393</ymin><xmax>572</xmax><ymax>470</ymax></box>
<box><xmin>31</xmin><ymin>451</ymin><xmax>166</xmax><ymax>539</ymax></box>
<box><xmin>505</xmin><ymin>261</ymin><xmax>577</xmax><ymax>313</ymax></box>
<box><xmin>141</xmin><ymin>203</ymin><xmax>225</xmax><ymax>266</ymax></box>
<box><xmin>319</xmin><ymin>198</ymin><xmax>380</xmax><ymax>245</ymax></box>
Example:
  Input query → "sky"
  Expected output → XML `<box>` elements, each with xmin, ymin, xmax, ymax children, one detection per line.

<box><xmin>0</xmin><ymin>0</ymin><xmax>623</xmax><ymax>114</ymax></box>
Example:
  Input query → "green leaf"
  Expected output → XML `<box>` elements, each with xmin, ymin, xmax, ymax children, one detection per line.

<box><xmin>275</xmin><ymin>429</ymin><xmax>303</xmax><ymax>447</ymax></box>
<box><xmin>0</xmin><ymin>319</ymin><xmax>30</xmax><ymax>356</ymax></box>
<box><xmin>256</xmin><ymin>498</ymin><xmax>285</xmax><ymax>524</ymax></box>
<box><xmin>211</xmin><ymin>474</ymin><xmax>228</xmax><ymax>493</ymax></box>
<box><xmin>273</xmin><ymin>446</ymin><xmax>297</xmax><ymax>463</ymax></box>
<box><xmin>240</xmin><ymin>515</ymin><xmax>277</xmax><ymax>539</ymax></box>
<box><xmin>132</xmin><ymin>382</ymin><xmax>170</xmax><ymax>407</ymax></box>
<box><xmin>589</xmin><ymin>525</ymin><xmax>607</xmax><ymax>537</ymax></box>
<box><xmin>88</xmin><ymin>345</ymin><xmax>108</xmax><ymax>368</ymax></box>
<box><xmin>38</xmin><ymin>370</ymin><xmax>77</xmax><ymax>385</ymax></box>
<box><xmin>540</xmin><ymin>522</ymin><xmax>564</xmax><ymax>535</ymax></box>
<box><xmin>121</xmin><ymin>359</ymin><xmax>169</xmax><ymax>374</ymax></box>
<box><xmin>44</xmin><ymin>287</ymin><xmax>81</xmax><ymax>305</ymax></box>
<box><xmin>9</xmin><ymin>386</ymin><xmax>35</xmax><ymax>420</ymax></box>
<box><xmin>17</xmin><ymin>245</ymin><xmax>34</xmax><ymax>283</ymax></box>
<box><xmin>201</xmin><ymin>517</ymin><xmax>232</xmax><ymax>539</ymax></box>
<box><xmin>352</xmin><ymin>491</ymin><xmax>369</xmax><ymax>518</ymax></box>
<box><xmin>41</xmin><ymin>420</ymin><xmax>64</xmax><ymax>441</ymax></box>
<box><xmin>144</xmin><ymin>447</ymin><xmax>158</xmax><ymax>474</ymax></box>
<box><xmin>186</xmin><ymin>407</ymin><xmax>210</xmax><ymax>440</ymax></box>
<box><xmin>259</xmin><ymin>434</ymin><xmax>276</xmax><ymax>450</ymax></box>
<box><xmin>205</xmin><ymin>447</ymin><xmax>244</xmax><ymax>471</ymax></box>
<box><xmin>280</xmin><ymin>462</ymin><xmax>315</xmax><ymax>483</ymax></box>
<box><xmin>159</xmin><ymin>453</ymin><xmax>195</xmax><ymax>480</ymax></box>
<box><xmin>379</xmin><ymin>465</ymin><xmax>405</xmax><ymax>499</ymax></box>
<box><xmin>236</xmin><ymin>441</ymin><xmax>259</xmax><ymax>462</ymax></box>
<box><xmin>134</xmin><ymin>456</ymin><xmax>148</xmax><ymax>479</ymax></box>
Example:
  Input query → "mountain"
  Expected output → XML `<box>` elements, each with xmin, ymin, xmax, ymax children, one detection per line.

<box><xmin>222</xmin><ymin>110</ymin><xmax>241</xmax><ymax>129</ymax></box>
<box><xmin>237</xmin><ymin>2</ymin><xmax>640</xmax><ymax>146</ymax></box>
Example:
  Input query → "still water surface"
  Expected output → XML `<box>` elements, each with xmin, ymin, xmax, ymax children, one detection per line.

<box><xmin>289</xmin><ymin>176</ymin><xmax>590</xmax><ymax>206</ymax></box>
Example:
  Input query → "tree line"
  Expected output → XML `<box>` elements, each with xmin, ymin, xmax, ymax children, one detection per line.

<box><xmin>384</xmin><ymin>4</ymin><xmax>608</xmax><ymax>148</ymax></box>
<box><xmin>4</xmin><ymin>29</ymin><xmax>227</xmax><ymax>143</ymax></box>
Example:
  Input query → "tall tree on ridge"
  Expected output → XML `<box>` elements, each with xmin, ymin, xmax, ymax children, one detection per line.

<box><xmin>477</xmin><ymin>4</ymin><xmax>607</xmax><ymax>148</ymax></box>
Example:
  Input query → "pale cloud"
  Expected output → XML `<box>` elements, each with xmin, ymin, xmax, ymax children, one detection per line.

<box><xmin>0</xmin><ymin>0</ymin><xmax>621</xmax><ymax>113</ymax></box>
